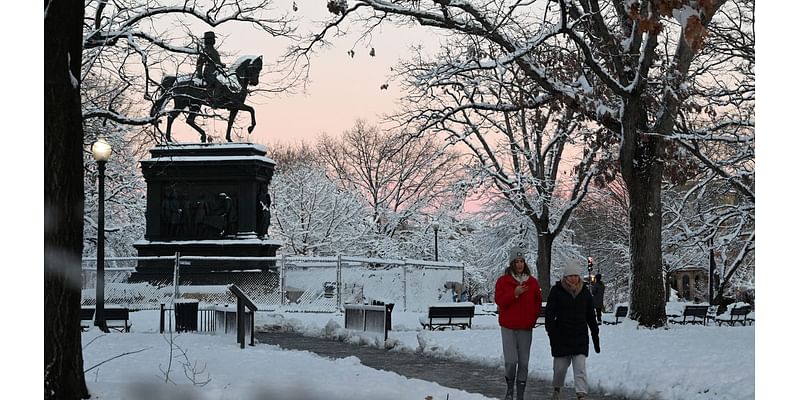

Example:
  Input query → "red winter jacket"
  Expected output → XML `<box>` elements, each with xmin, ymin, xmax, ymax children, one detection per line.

<box><xmin>495</xmin><ymin>274</ymin><xmax>543</xmax><ymax>329</ymax></box>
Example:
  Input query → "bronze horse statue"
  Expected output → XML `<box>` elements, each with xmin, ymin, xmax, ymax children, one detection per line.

<box><xmin>151</xmin><ymin>55</ymin><xmax>263</xmax><ymax>143</ymax></box>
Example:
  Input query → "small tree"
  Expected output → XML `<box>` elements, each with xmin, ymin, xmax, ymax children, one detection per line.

<box><xmin>391</xmin><ymin>44</ymin><xmax>611</xmax><ymax>296</ymax></box>
<box><xmin>458</xmin><ymin>199</ymin><xmax>583</xmax><ymax>293</ymax></box>
<box><xmin>570</xmin><ymin>179</ymin><xmax>632</xmax><ymax>301</ymax></box>
<box><xmin>272</xmin><ymin>164</ymin><xmax>371</xmax><ymax>255</ymax></box>
<box><xmin>662</xmin><ymin>176</ymin><xmax>754</xmax><ymax>305</ymax></box>
<box><xmin>317</xmin><ymin>120</ymin><xmax>463</xmax><ymax>256</ymax></box>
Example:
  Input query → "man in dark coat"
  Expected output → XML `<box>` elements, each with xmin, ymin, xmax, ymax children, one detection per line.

<box><xmin>545</xmin><ymin>257</ymin><xmax>600</xmax><ymax>400</ymax></box>
<box><xmin>590</xmin><ymin>273</ymin><xmax>606</xmax><ymax>323</ymax></box>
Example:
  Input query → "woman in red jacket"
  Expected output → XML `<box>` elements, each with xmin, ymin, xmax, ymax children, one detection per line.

<box><xmin>495</xmin><ymin>248</ymin><xmax>543</xmax><ymax>400</ymax></box>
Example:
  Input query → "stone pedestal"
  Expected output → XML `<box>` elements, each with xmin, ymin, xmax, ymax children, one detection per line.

<box><xmin>131</xmin><ymin>143</ymin><xmax>280</xmax><ymax>285</ymax></box>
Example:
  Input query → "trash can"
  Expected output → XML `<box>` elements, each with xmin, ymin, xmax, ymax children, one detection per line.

<box><xmin>174</xmin><ymin>299</ymin><xmax>199</xmax><ymax>332</ymax></box>
<box><xmin>370</xmin><ymin>300</ymin><xmax>394</xmax><ymax>331</ymax></box>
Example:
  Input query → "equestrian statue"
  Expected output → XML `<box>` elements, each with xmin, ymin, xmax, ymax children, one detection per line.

<box><xmin>151</xmin><ymin>31</ymin><xmax>263</xmax><ymax>143</ymax></box>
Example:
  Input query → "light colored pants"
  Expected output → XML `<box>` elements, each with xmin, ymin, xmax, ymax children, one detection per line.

<box><xmin>553</xmin><ymin>354</ymin><xmax>588</xmax><ymax>395</ymax></box>
<box><xmin>500</xmin><ymin>327</ymin><xmax>533</xmax><ymax>382</ymax></box>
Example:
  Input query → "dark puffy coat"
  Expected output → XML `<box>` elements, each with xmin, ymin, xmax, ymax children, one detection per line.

<box><xmin>591</xmin><ymin>281</ymin><xmax>606</xmax><ymax>308</ymax></box>
<box><xmin>545</xmin><ymin>280</ymin><xmax>600</xmax><ymax>357</ymax></box>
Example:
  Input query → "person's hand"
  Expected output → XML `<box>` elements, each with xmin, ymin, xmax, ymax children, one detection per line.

<box><xmin>513</xmin><ymin>284</ymin><xmax>528</xmax><ymax>298</ymax></box>
<box><xmin>592</xmin><ymin>334</ymin><xmax>600</xmax><ymax>354</ymax></box>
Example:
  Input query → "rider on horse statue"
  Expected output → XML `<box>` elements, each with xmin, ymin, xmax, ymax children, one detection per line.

<box><xmin>152</xmin><ymin>31</ymin><xmax>262</xmax><ymax>143</ymax></box>
<box><xmin>196</xmin><ymin>31</ymin><xmax>237</xmax><ymax>99</ymax></box>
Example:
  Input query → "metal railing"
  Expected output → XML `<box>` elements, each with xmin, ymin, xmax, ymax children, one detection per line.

<box><xmin>158</xmin><ymin>302</ymin><xmax>255</xmax><ymax>343</ymax></box>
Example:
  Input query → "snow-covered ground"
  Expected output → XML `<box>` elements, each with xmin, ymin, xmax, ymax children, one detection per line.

<box><xmin>78</xmin><ymin>306</ymin><xmax>755</xmax><ymax>399</ymax></box>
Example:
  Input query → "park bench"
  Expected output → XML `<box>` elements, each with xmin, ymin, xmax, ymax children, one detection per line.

<box><xmin>420</xmin><ymin>303</ymin><xmax>475</xmax><ymax>330</ymax></box>
<box><xmin>603</xmin><ymin>305</ymin><xmax>628</xmax><ymax>325</ymax></box>
<box><xmin>670</xmin><ymin>304</ymin><xmax>710</xmax><ymax>325</ymax></box>
<box><xmin>715</xmin><ymin>305</ymin><xmax>753</xmax><ymax>326</ymax></box>
<box><xmin>105</xmin><ymin>308</ymin><xmax>132</xmax><ymax>332</ymax></box>
<box><xmin>79</xmin><ymin>307</ymin><xmax>131</xmax><ymax>332</ymax></box>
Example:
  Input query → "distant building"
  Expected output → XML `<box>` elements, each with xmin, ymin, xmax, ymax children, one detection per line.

<box><xmin>669</xmin><ymin>265</ymin><xmax>708</xmax><ymax>302</ymax></box>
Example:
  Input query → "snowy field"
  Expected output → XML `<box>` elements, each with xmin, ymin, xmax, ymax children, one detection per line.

<box><xmin>78</xmin><ymin>307</ymin><xmax>756</xmax><ymax>400</ymax></box>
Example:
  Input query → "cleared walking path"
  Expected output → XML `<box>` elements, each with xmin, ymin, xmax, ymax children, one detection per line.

<box><xmin>255</xmin><ymin>330</ymin><xmax>632</xmax><ymax>400</ymax></box>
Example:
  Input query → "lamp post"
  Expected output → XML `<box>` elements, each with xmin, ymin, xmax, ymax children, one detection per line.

<box><xmin>92</xmin><ymin>136</ymin><xmax>112</xmax><ymax>333</ymax></box>
<box><xmin>431</xmin><ymin>221</ymin><xmax>440</xmax><ymax>262</ymax></box>
<box><xmin>709</xmin><ymin>247</ymin><xmax>716</xmax><ymax>305</ymax></box>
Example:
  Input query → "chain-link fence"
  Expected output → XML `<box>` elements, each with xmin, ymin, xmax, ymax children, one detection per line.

<box><xmin>81</xmin><ymin>255</ymin><xmax>464</xmax><ymax>312</ymax></box>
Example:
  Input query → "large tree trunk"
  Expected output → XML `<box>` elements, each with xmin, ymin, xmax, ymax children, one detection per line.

<box><xmin>620</xmin><ymin>100</ymin><xmax>667</xmax><ymax>328</ymax></box>
<box><xmin>535</xmin><ymin>232</ymin><xmax>554</xmax><ymax>299</ymax></box>
<box><xmin>44</xmin><ymin>1</ymin><xmax>90</xmax><ymax>399</ymax></box>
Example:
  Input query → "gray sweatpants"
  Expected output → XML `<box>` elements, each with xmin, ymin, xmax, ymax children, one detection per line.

<box><xmin>552</xmin><ymin>354</ymin><xmax>588</xmax><ymax>395</ymax></box>
<box><xmin>500</xmin><ymin>327</ymin><xmax>533</xmax><ymax>382</ymax></box>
